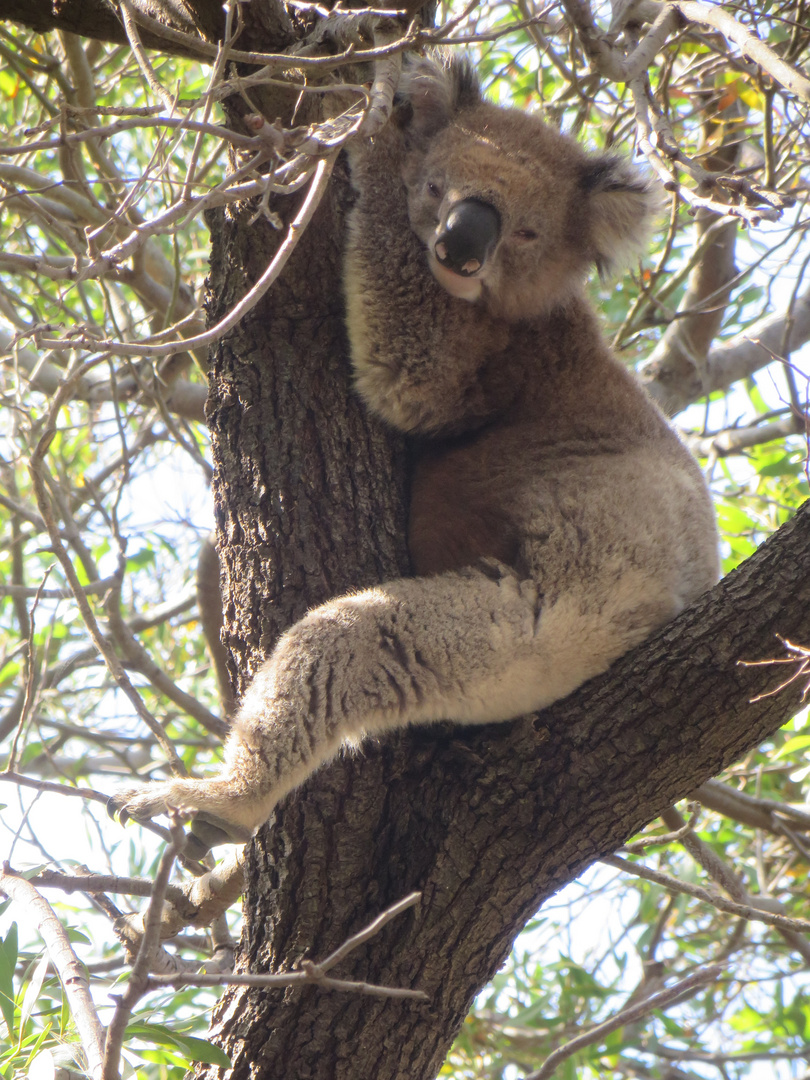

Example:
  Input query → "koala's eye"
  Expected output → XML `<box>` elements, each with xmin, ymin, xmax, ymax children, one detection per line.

<box><xmin>513</xmin><ymin>228</ymin><xmax>539</xmax><ymax>241</ymax></box>
<box><xmin>426</xmin><ymin>182</ymin><xmax>442</xmax><ymax>198</ymax></box>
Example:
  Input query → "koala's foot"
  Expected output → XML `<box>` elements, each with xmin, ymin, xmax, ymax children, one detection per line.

<box><xmin>107</xmin><ymin>780</ymin><xmax>256</xmax><ymax>858</ymax></box>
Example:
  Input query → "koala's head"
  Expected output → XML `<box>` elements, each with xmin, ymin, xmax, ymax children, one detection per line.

<box><xmin>394</xmin><ymin>53</ymin><xmax>659</xmax><ymax>320</ymax></box>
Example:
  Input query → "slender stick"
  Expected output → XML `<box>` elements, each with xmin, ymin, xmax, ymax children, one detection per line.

<box><xmin>603</xmin><ymin>854</ymin><xmax>810</xmax><ymax>933</ymax></box>
<box><xmin>102</xmin><ymin>819</ymin><xmax>186</xmax><ymax>1080</ymax></box>
<box><xmin>37</xmin><ymin>154</ymin><xmax>337</xmax><ymax>359</ymax></box>
<box><xmin>523</xmin><ymin>964</ymin><xmax>724</xmax><ymax>1080</ymax></box>
<box><xmin>141</xmin><ymin>892</ymin><xmax>427</xmax><ymax>1001</ymax></box>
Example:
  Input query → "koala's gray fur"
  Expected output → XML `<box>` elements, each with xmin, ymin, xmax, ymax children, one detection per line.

<box><xmin>110</xmin><ymin>54</ymin><xmax>719</xmax><ymax>858</ymax></box>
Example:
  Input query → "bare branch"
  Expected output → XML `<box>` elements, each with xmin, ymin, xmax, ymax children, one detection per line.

<box><xmin>522</xmin><ymin>964</ymin><xmax>724</xmax><ymax>1080</ymax></box>
<box><xmin>27</xmin><ymin>358</ymin><xmax>189</xmax><ymax>776</ymax></box>
<box><xmin>358</xmin><ymin>30</ymin><xmax>403</xmax><ymax>138</ymax></box>
<box><xmin>603</xmin><ymin>854</ymin><xmax>810</xmax><ymax>935</ymax></box>
<box><xmin>695</xmin><ymin>777</ymin><xmax>810</xmax><ymax>833</ymax></box>
<box><xmin>687</xmin><ymin>413</ymin><xmax>807</xmax><ymax>458</ymax></box>
<box><xmin>642</xmin><ymin>280</ymin><xmax>810</xmax><ymax>413</ymax></box>
<box><xmin>741</xmin><ymin>636</ymin><xmax>810</xmax><ymax>703</ymax></box>
<box><xmin>29</xmin><ymin>868</ymin><xmax>188</xmax><ymax>905</ymax></box>
<box><xmin>103</xmin><ymin>818</ymin><xmax>187</xmax><ymax>1080</ymax></box>
<box><xmin>114</xmin><ymin>849</ymin><xmax>245</xmax><ymax>949</ymax></box>
<box><xmin>0</xmin><ymin>771</ymin><xmax>174</xmax><ymax>845</ymax></box>
<box><xmin>140</xmin><ymin>892</ymin><xmax>428</xmax><ymax>1000</ymax></box>
<box><xmin>36</xmin><ymin>154</ymin><xmax>337</xmax><ymax>358</ymax></box>
<box><xmin>118</xmin><ymin>0</ymin><xmax>178</xmax><ymax>113</ymax></box>
<box><xmin>312</xmin><ymin>891</ymin><xmax>423</xmax><ymax>973</ymax></box>
<box><xmin>673</xmin><ymin>1</ymin><xmax>810</xmax><ymax>104</ymax></box>
<box><xmin>0</xmin><ymin>869</ymin><xmax>106</xmax><ymax>1080</ymax></box>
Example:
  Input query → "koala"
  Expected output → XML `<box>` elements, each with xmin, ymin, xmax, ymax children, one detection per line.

<box><xmin>110</xmin><ymin>54</ymin><xmax>719</xmax><ymax>859</ymax></box>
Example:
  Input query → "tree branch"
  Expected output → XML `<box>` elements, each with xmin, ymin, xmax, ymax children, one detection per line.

<box><xmin>642</xmin><ymin>280</ymin><xmax>810</xmax><ymax>413</ymax></box>
<box><xmin>0</xmin><ymin>0</ymin><xmax>226</xmax><ymax>57</ymax></box>
<box><xmin>0</xmin><ymin>869</ymin><xmax>106</xmax><ymax>1080</ymax></box>
<box><xmin>523</xmin><ymin>965</ymin><xmax>724</xmax><ymax>1080</ymax></box>
<box><xmin>686</xmin><ymin>413</ymin><xmax>808</xmax><ymax>458</ymax></box>
<box><xmin>103</xmin><ymin>818</ymin><xmax>187</xmax><ymax>1080</ymax></box>
<box><xmin>142</xmin><ymin>893</ymin><xmax>428</xmax><ymax>1000</ymax></box>
<box><xmin>113</xmin><ymin>850</ymin><xmax>245</xmax><ymax>950</ymax></box>
<box><xmin>603</xmin><ymin>853</ymin><xmax>810</xmax><ymax>935</ymax></box>
<box><xmin>673</xmin><ymin>1</ymin><xmax>810</xmax><ymax>105</ymax></box>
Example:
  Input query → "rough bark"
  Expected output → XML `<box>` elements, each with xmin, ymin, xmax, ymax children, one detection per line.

<box><xmin>0</xmin><ymin>0</ymin><xmax>227</xmax><ymax>52</ymax></box>
<box><xmin>198</xmin><ymin>117</ymin><xmax>810</xmax><ymax>1080</ymax></box>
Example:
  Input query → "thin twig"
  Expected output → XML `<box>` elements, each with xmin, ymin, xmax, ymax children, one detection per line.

<box><xmin>144</xmin><ymin>967</ymin><xmax>429</xmax><ymax>1000</ymax></box>
<box><xmin>0</xmin><ymin>770</ymin><xmax>174</xmax><ymax>846</ymax></box>
<box><xmin>29</xmin><ymin>869</ymin><xmax>188</xmax><ymax>905</ymax></box>
<box><xmin>7</xmin><ymin>567</ymin><xmax>52</xmax><ymax>772</ymax></box>
<box><xmin>523</xmin><ymin>964</ymin><xmax>724</xmax><ymax>1080</ymax></box>
<box><xmin>28</xmin><ymin>364</ymin><xmax>188</xmax><ymax>776</ymax></box>
<box><xmin>674</xmin><ymin>0</ymin><xmax>810</xmax><ymax>104</ymax></box>
<box><xmin>603</xmin><ymin>854</ymin><xmax>810</xmax><ymax>934</ymax></box>
<box><xmin>740</xmin><ymin>637</ymin><xmax>810</xmax><ymax>703</ymax></box>
<box><xmin>103</xmin><ymin>817</ymin><xmax>187</xmax><ymax>1080</ymax></box>
<box><xmin>118</xmin><ymin>0</ymin><xmax>178</xmax><ymax>113</ymax></box>
<box><xmin>315</xmin><ymin>891</ymin><xmax>422</xmax><ymax>973</ymax></box>
<box><xmin>142</xmin><ymin>891</ymin><xmax>426</xmax><ymax>1000</ymax></box>
<box><xmin>37</xmin><ymin>154</ymin><xmax>337</xmax><ymax>359</ymax></box>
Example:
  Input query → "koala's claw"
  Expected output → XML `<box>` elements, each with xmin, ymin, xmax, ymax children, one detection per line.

<box><xmin>107</xmin><ymin>785</ymin><xmax>174</xmax><ymax>827</ymax></box>
<box><xmin>106</xmin><ymin>790</ymin><xmax>137</xmax><ymax>825</ymax></box>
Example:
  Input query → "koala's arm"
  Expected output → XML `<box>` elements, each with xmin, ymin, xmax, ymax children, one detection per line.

<box><xmin>344</xmin><ymin>134</ymin><xmax>509</xmax><ymax>437</ymax></box>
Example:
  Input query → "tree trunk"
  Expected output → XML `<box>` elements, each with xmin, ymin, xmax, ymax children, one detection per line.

<box><xmin>199</xmin><ymin>90</ymin><xmax>810</xmax><ymax>1080</ymax></box>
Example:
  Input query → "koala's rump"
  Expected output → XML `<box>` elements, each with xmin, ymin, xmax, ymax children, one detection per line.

<box><xmin>408</xmin><ymin>426</ymin><xmax>718</xmax><ymax>623</ymax></box>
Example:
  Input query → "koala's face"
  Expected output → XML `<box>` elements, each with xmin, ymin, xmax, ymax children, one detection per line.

<box><xmin>404</xmin><ymin>111</ymin><xmax>595</xmax><ymax>319</ymax></box>
<box><xmin>396</xmin><ymin>60</ymin><xmax>656</xmax><ymax>322</ymax></box>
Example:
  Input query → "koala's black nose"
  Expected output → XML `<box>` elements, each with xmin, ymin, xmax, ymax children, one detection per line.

<box><xmin>434</xmin><ymin>199</ymin><xmax>501</xmax><ymax>276</ymax></box>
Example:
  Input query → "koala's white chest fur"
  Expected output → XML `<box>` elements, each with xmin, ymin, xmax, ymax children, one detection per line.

<box><xmin>110</xmin><ymin>54</ymin><xmax>719</xmax><ymax>858</ymax></box>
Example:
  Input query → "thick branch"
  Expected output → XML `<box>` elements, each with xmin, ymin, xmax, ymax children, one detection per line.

<box><xmin>114</xmin><ymin>850</ymin><xmax>245</xmax><ymax>948</ymax></box>
<box><xmin>203</xmin><ymin>493</ymin><xmax>810</xmax><ymax>1080</ymax></box>
<box><xmin>686</xmin><ymin>414</ymin><xmax>807</xmax><ymax>458</ymax></box>
<box><xmin>0</xmin><ymin>0</ymin><xmax>226</xmax><ymax>56</ymax></box>
<box><xmin>642</xmin><ymin>280</ymin><xmax>810</xmax><ymax>413</ymax></box>
<box><xmin>640</xmin><ymin>214</ymin><xmax>738</xmax><ymax>415</ymax></box>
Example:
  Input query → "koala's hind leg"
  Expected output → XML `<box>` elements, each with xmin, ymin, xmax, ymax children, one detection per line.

<box><xmin>110</xmin><ymin>560</ymin><xmax>612</xmax><ymax>854</ymax></box>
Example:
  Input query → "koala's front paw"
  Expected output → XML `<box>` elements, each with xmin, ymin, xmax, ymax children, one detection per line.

<box><xmin>108</xmin><ymin>782</ymin><xmax>256</xmax><ymax>858</ymax></box>
<box><xmin>107</xmin><ymin>782</ymin><xmax>180</xmax><ymax>826</ymax></box>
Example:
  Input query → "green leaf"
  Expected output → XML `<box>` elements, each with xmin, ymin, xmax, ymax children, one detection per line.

<box><xmin>0</xmin><ymin>924</ymin><xmax>18</xmax><ymax>1037</ymax></box>
<box><xmin>774</xmin><ymin>733</ymin><xmax>810</xmax><ymax>759</ymax></box>
<box><xmin>167</xmin><ymin>1035</ymin><xmax>232</xmax><ymax>1067</ymax></box>
<box><xmin>758</xmin><ymin>455</ymin><xmax>802</xmax><ymax>478</ymax></box>
<box><xmin>65</xmin><ymin>928</ymin><xmax>92</xmax><ymax>946</ymax></box>
<box><xmin>126</xmin><ymin>1022</ymin><xmax>232</xmax><ymax>1067</ymax></box>
<box><xmin>19</xmin><ymin>952</ymin><xmax>49</xmax><ymax>1040</ymax></box>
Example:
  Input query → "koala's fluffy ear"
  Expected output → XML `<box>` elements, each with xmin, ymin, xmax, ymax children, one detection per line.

<box><xmin>582</xmin><ymin>156</ymin><xmax>660</xmax><ymax>277</ymax></box>
<box><xmin>396</xmin><ymin>53</ymin><xmax>482</xmax><ymax>140</ymax></box>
